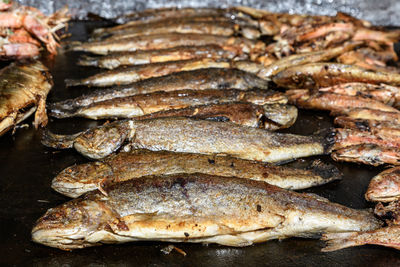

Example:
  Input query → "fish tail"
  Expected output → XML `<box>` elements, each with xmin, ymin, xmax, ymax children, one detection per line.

<box><xmin>48</xmin><ymin>101</ymin><xmax>78</xmax><ymax>119</ymax></box>
<box><xmin>65</xmin><ymin>78</ymin><xmax>85</xmax><ymax>87</ymax></box>
<box><xmin>307</xmin><ymin>159</ymin><xmax>342</xmax><ymax>182</ymax></box>
<box><xmin>77</xmin><ymin>56</ymin><xmax>98</xmax><ymax>67</ymax></box>
<box><xmin>314</xmin><ymin>127</ymin><xmax>336</xmax><ymax>154</ymax></box>
<box><xmin>41</xmin><ymin>129</ymin><xmax>82</xmax><ymax>149</ymax></box>
<box><xmin>321</xmin><ymin>232</ymin><xmax>360</xmax><ymax>252</ymax></box>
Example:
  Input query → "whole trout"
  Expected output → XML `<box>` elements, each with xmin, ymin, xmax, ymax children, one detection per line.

<box><xmin>42</xmin><ymin>117</ymin><xmax>333</xmax><ymax>160</ymax></box>
<box><xmin>52</xmin><ymin>150</ymin><xmax>340</xmax><ymax>198</ymax></box>
<box><xmin>32</xmin><ymin>173</ymin><xmax>381</xmax><ymax>250</ymax></box>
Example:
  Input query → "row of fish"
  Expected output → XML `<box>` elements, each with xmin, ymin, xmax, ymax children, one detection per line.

<box><xmin>32</xmin><ymin>7</ymin><xmax>400</xmax><ymax>253</ymax></box>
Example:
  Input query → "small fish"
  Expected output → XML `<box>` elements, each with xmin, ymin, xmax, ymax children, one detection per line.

<box><xmin>322</xmin><ymin>225</ymin><xmax>400</xmax><ymax>252</ymax></box>
<box><xmin>273</xmin><ymin>63</ymin><xmax>400</xmax><ymax>89</ymax></box>
<box><xmin>341</xmin><ymin>108</ymin><xmax>400</xmax><ymax>125</ymax></box>
<box><xmin>334</xmin><ymin>116</ymin><xmax>400</xmax><ymax>131</ymax></box>
<box><xmin>52</xmin><ymin>68</ymin><xmax>270</xmax><ymax>112</ymax></box>
<box><xmin>0</xmin><ymin>61</ymin><xmax>52</xmax><ymax>136</ymax></box>
<box><xmin>32</xmin><ymin>173</ymin><xmax>380</xmax><ymax>250</ymax></box>
<box><xmin>331</xmin><ymin>144</ymin><xmax>400</xmax><ymax>166</ymax></box>
<box><xmin>42</xmin><ymin>117</ymin><xmax>333</xmax><ymax>160</ymax></box>
<box><xmin>52</xmin><ymin>150</ymin><xmax>341</xmax><ymax>198</ymax></box>
<box><xmin>286</xmin><ymin>90</ymin><xmax>399</xmax><ymax>113</ymax></box>
<box><xmin>365</xmin><ymin>167</ymin><xmax>400</xmax><ymax>202</ymax></box>
<box><xmin>319</xmin><ymin>82</ymin><xmax>400</xmax><ymax>107</ymax></box>
<box><xmin>98</xmin><ymin>19</ymin><xmax>260</xmax><ymax>41</ymax></box>
<box><xmin>71</xmin><ymin>33</ymin><xmax>265</xmax><ymax>56</ymax></box>
<box><xmin>77</xmin><ymin>45</ymin><xmax>242</xmax><ymax>69</ymax></box>
<box><xmin>333</xmin><ymin>128</ymin><xmax>400</xmax><ymax>150</ymax></box>
<box><xmin>50</xmin><ymin>89</ymin><xmax>286</xmax><ymax>120</ymax></box>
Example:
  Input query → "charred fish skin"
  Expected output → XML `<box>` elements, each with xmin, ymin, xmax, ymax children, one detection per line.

<box><xmin>51</xmin><ymin>117</ymin><xmax>333</xmax><ymax>161</ymax></box>
<box><xmin>365</xmin><ymin>167</ymin><xmax>400</xmax><ymax>202</ymax></box>
<box><xmin>0</xmin><ymin>61</ymin><xmax>53</xmax><ymax>136</ymax></box>
<box><xmin>51</xmin><ymin>68</ymin><xmax>270</xmax><ymax>112</ymax></box>
<box><xmin>49</xmin><ymin>89</ymin><xmax>287</xmax><ymax>120</ymax></box>
<box><xmin>77</xmin><ymin>45</ymin><xmax>242</xmax><ymax>69</ymax></box>
<box><xmin>66</xmin><ymin>59</ymin><xmax>254</xmax><ymax>88</ymax></box>
<box><xmin>52</xmin><ymin>150</ymin><xmax>340</xmax><ymax>198</ymax></box>
<box><xmin>71</xmin><ymin>33</ymin><xmax>264</xmax><ymax>55</ymax></box>
<box><xmin>33</xmin><ymin>173</ymin><xmax>381</xmax><ymax>250</ymax></box>
<box><xmin>273</xmin><ymin>63</ymin><xmax>400</xmax><ymax>89</ymax></box>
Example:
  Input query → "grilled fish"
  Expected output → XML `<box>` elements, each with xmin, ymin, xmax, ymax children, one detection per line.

<box><xmin>322</xmin><ymin>226</ymin><xmax>400</xmax><ymax>252</ymax></box>
<box><xmin>319</xmin><ymin>82</ymin><xmax>400</xmax><ymax>107</ymax></box>
<box><xmin>77</xmin><ymin>45</ymin><xmax>242</xmax><ymax>69</ymax></box>
<box><xmin>286</xmin><ymin>90</ymin><xmax>399</xmax><ymax>113</ymax></box>
<box><xmin>42</xmin><ymin>117</ymin><xmax>332</xmax><ymax>160</ymax></box>
<box><xmin>0</xmin><ymin>61</ymin><xmax>52</xmax><ymax>136</ymax></box>
<box><xmin>331</xmin><ymin>144</ymin><xmax>400</xmax><ymax>166</ymax></box>
<box><xmin>32</xmin><ymin>173</ymin><xmax>381</xmax><ymax>250</ymax></box>
<box><xmin>333</xmin><ymin>128</ymin><xmax>400</xmax><ymax>150</ymax></box>
<box><xmin>334</xmin><ymin>116</ymin><xmax>400</xmax><ymax>131</ymax></box>
<box><xmin>98</xmin><ymin>19</ymin><xmax>260</xmax><ymax>41</ymax></box>
<box><xmin>340</xmin><ymin>108</ymin><xmax>400</xmax><ymax>125</ymax></box>
<box><xmin>365</xmin><ymin>167</ymin><xmax>400</xmax><ymax>202</ymax></box>
<box><xmin>273</xmin><ymin>63</ymin><xmax>400</xmax><ymax>89</ymax></box>
<box><xmin>52</xmin><ymin>150</ymin><xmax>341</xmax><ymax>198</ymax></box>
<box><xmin>53</xmin><ymin>68</ymin><xmax>270</xmax><ymax>112</ymax></box>
<box><xmin>71</xmin><ymin>33</ymin><xmax>265</xmax><ymax>55</ymax></box>
<box><xmin>50</xmin><ymin>89</ymin><xmax>286</xmax><ymax>120</ymax></box>
<box><xmin>66</xmin><ymin>59</ymin><xmax>264</xmax><ymax>87</ymax></box>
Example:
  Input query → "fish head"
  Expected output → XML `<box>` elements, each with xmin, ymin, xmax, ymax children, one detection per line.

<box><xmin>74</xmin><ymin>121</ymin><xmax>130</xmax><ymax>159</ymax></box>
<box><xmin>262</xmin><ymin>104</ymin><xmax>298</xmax><ymax>128</ymax></box>
<box><xmin>32</xmin><ymin>199</ymin><xmax>115</xmax><ymax>250</ymax></box>
<box><xmin>52</xmin><ymin>162</ymin><xmax>113</xmax><ymax>198</ymax></box>
<box><xmin>365</xmin><ymin>167</ymin><xmax>400</xmax><ymax>202</ymax></box>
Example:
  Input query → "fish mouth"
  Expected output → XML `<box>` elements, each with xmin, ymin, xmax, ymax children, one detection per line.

<box><xmin>51</xmin><ymin>179</ymin><xmax>98</xmax><ymax>198</ymax></box>
<box><xmin>32</xmin><ymin>227</ymin><xmax>95</xmax><ymax>250</ymax></box>
<box><xmin>365</xmin><ymin>191</ymin><xmax>400</xmax><ymax>202</ymax></box>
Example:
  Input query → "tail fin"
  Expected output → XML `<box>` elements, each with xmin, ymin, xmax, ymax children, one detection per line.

<box><xmin>306</xmin><ymin>159</ymin><xmax>342</xmax><ymax>183</ymax></box>
<box><xmin>321</xmin><ymin>232</ymin><xmax>359</xmax><ymax>252</ymax></box>
<box><xmin>313</xmin><ymin>127</ymin><xmax>336</xmax><ymax>154</ymax></box>
<box><xmin>41</xmin><ymin>129</ymin><xmax>82</xmax><ymax>149</ymax></box>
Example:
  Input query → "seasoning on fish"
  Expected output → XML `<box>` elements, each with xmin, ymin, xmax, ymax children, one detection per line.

<box><xmin>333</xmin><ymin>128</ymin><xmax>400</xmax><ymax>150</ymax></box>
<box><xmin>32</xmin><ymin>173</ymin><xmax>381</xmax><ymax>250</ymax></box>
<box><xmin>319</xmin><ymin>82</ymin><xmax>400</xmax><ymax>107</ymax></box>
<box><xmin>331</xmin><ymin>144</ymin><xmax>400</xmax><ymax>166</ymax></box>
<box><xmin>133</xmin><ymin>103</ymin><xmax>298</xmax><ymax>130</ymax></box>
<box><xmin>273</xmin><ymin>63</ymin><xmax>400</xmax><ymax>89</ymax></box>
<box><xmin>365</xmin><ymin>167</ymin><xmax>400</xmax><ymax>202</ymax></box>
<box><xmin>0</xmin><ymin>61</ymin><xmax>52</xmax><ymax>136</ymax></box>
<box><xmin>286</xmin><ymin>90</ymin><xmax>399</xmax><ymax>113</ymax></box>
<box><xmin>52</xmin><ymin>150</ymin><xmax>341</xmax><ymax>198</ymax></box>
<box><xmin>50</xmin><ymin>88</ymin><xmax>286</xmax><ymax>120</ymax></box>
<box><xmin>66</xmin><ymin>59</ymin><xmax>261</xmax><ymax>87</ymax></box>
<box><xmin>52</xmin><ymin>68</ymin><xmax>270</xmax><ymax>112</ymax></box>
<box><xmin>42</xmin><ymin>117</ymin><xmax>333</xmax><ymax>161</ymax></box>
<box><xmin>77</xmin><ymin>45</ymin><xmax>243</xmax><ymax>69</ymax></box>
<box><xmin>97</xmin><ymin>19</ymin><xmax>260</xmax><ymax>41</ymax></box>
<box><xmin>322</xmin><ymin>225</ymin><xmax>400</xmax><ymax>252</ymax></box>
<box><xmin>71</xmin><ymin>33</ymin><xmax>265</xmax><ymax>55</ymax></box>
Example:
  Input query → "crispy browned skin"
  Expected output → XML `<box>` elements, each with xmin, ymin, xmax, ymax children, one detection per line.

<box><xmin>0</xmin><ymin>60</ymin><xmax>52</xmax><ymax>136</ymax></box>
<box><xmin>52</xmin><ymin>150</ymin><xmax>341</xmax><ymax>198</ymax></box>
<box><xmin>334</xmin><ymin>116</ymin><xmax>400</xmax><ymax>131</ymax></box>
<box><xmin>32</xmin><ymin>173</ymin><xmax>380</xmax><ymax>250</ymax></box>
<box><xmin>322</xmin><ymin>225</ymin><xmax>400</xmax><ymax>252</ymax></box>
<box><xmin>375</xmin><ymin>201</ymin><xmax>400</xmax><ymax>225</ymax></box>
<box><xmin>331</xmin><ymin>144</ymin><xmax>400</xmax><ymax>166</ymax></box>
<box><xmin>365</xmin><ymin>167</ymin><xmax>400</xmax><ymax>202</ymax></box>
<box><xmin>77</xmin><ymin>45</ymin><xmax>243</xmax><ymax>69</ymax></box>
<box><xmin>42</xmin><ymin>117</ymin><xmax>332</xmax><ymax>161</ymax></box>
<box><xmin>98</xmin><ymin>19</ymin><xmax>260</xmax><ymax>41</ymax></box>
<box><xmin>52</xmin><ymin>68</ymin><xmax>270</xmax><ymax>112</ymax></box>
<box><xmin>50</xmin><ymin>88</ymin><xmax>286</xmax><ymax>120</ymax></box>
<box><xmin>286</xmin><ymin>90</ymin><xmax>399</xmax><ymax>113</ymax></box>
<box><xmin>340</xmin><ymin>108</ymin><xmax>400</xmax><ymax>124</ymax></box>
<box><xmin>136</xmin><ymin>103</ymin><xmax>297</xmax><ymax>130</ymax></box>
<box><xmin>72</xmin><ymin>33</ymin><xmax>265</xmax><ymax>56</ymax></box>
<box><xmin>66</xmin><ymin>59</ymin><xmax>267</xmax><ymax>88</ymax></box>
<box><xmin>333</xmin><ymin>128</ymin><xmax>400</xmax><ymax>150</ymax></box>
<box><xmin>273</xmin><ymin>63</ymin><xmax>400</xmax><ymax>89</ymax></box>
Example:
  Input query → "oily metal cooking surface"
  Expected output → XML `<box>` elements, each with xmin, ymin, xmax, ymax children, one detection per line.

<box><xmin>1</xmin><ymin>21</ymin><xmax>400</xmax><ymax>266</ymax></box>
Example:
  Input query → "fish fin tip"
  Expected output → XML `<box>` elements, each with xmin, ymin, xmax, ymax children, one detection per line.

<box><xmin>65</xmin><ymin>79</ymin><xmax>83</xmax><ymax>87</ymax></box>
<box><xmin>321</xmin><ymin>232</ymin><xmax>358</xmax><ymax>252</ymax></box>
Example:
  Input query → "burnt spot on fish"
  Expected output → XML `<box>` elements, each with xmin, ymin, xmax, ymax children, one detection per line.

<box><xmin>230</xmin><ymin>162</ymin><xmax>235</xmax><ymax>168</ymax></box>
<box><xmin>184</xmin><ymin>232</ymin><xmax>190</xmax><ymax>237</ymax></box>
<box><xmin>257</xmin><ymin>204</ymin><xmax>262</xmax><ymax>212</ymax></box>
<box><xmin>205</xmin><ymin>116</ymin><xmax>231</xmax><ymax>122</ymax></box>
<box><xmin>208</xmin><ymin>159</ymin><xmax>215</xmax><ymax>164</ymax></box>
<box><xmin>116</xmin><ymin>219</ymin><xmax>129</xmax><ymax>231</ymax></box>
<box><xmin>354</xmin><ymin>120</ymin><xmax>370</xmax><ymax>131</ymax></box>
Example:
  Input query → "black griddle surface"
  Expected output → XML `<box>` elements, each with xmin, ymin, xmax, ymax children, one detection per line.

<box><xmin>1</xmin><ymin>21</ymin><xmax>400</xmax><ymax>266</ymax></box>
